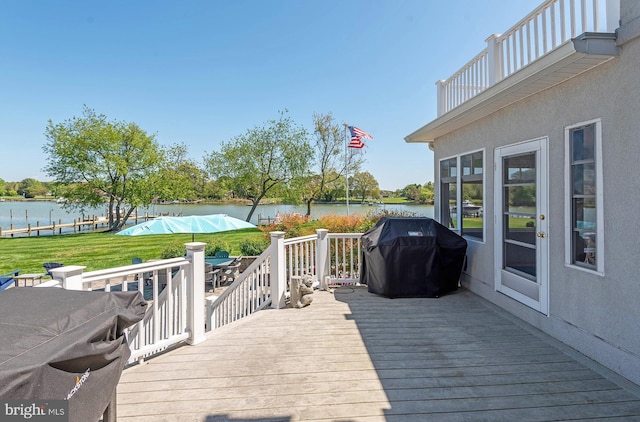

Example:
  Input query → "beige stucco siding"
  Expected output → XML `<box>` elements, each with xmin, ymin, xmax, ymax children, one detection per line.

<box><xmin>431</xmin><ymin>35</ymin><xmax>640</xmax><ymax>384</ymax></box>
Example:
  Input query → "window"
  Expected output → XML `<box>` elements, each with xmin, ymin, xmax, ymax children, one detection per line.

<box><xmin>440</xmin><ymin>158</ymin><xmax>457</xmax><ymax>229</ymax></box>
<box><xmin>461</xmin><ymin>151</ymin><xmax>484</xmax><ymax>240</ymax></box>
<box><xmin>565</xmin><ymin>120</ymin><xmax>603</xmax><ymax>272</ymax></box>
<box><xmin>439</xmin><ymin>150</ymin><xmax>484</xmax><ymax>241</ymax></box>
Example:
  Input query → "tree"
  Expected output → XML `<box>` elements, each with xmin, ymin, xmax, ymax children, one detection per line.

<box><xmin>402</xmin><ymin>183</ymin><xmax>422</xmax><ymax>201</ymax></box>
<box><xmin>17</xmin><ymin>178</ymin><xmax>46</xmax><ymax>198</ymax></box>
<box><xmin>350</xmin><ymin>171</ymin><xmax>380</xmax><ymax>203</ymax></box>
<box><xmin>155</xmin><ymin>143</ymin><xmax>206</xmax><ymax>202</ymax></box>
<box><xmin>205</xmin><ymin>111</ymin><xmax>313</xmax><ymax>222</ymax></box>
<box><xmin>43</xmin><ymin>107</ymin><xmax>162</xmax><ymax>231</ymax></box>
<box><xmin>296</xmin><ymin>113</ymin><xmax>364</xmax><ymax>216</ymax></box>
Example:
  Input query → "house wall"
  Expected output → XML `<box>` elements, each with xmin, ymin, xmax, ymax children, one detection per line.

<box><xmin>432</xmin><ymin>13</ymin><xmax>640</xmax><ymax>384</ymax></box>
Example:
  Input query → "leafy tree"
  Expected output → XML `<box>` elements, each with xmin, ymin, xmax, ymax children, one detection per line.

<box><xmin>296</xmin><ymin>113</ymin><xmax>364</xmax><ymax>215</ymax></box>
<box><xmin>18</xmin><ymin>178</ymin><xmax>46</xmax><ymax>198</ymax></box>
<box><xmin>202</xmin><ymin>179</ymin><xmax>229</xmax><ymax>200</ymax></box>
<box><xmin>321</xmin><ymin>171</ymin><xmax>345</xmax><ymax>202</ymax></box>
<box><xmin>205</xmin><ymin>111</ymin><xmax>313</xmax><ymax>222</ymax></box>
<box><xmin>155</xmin><ymin>143</ymin><xmax>206</xmax><ymax>202</ymax></box>
<box><xmin>510</xmin><ymin>186</ymin><xmax>536</xmax><ymax>206</ymax></box>
<box><xmin>402</xmin><ymin>183</ymin><xmax>422</xmax><ymax>201</ymax></box>
<box><xmin>350</xmin><ymin>171</ymin><xmax>380</xmax><ymax>203</ymax></box>
<box><xmin>43</xmin><ymin>106</ymin><xmax>162</xmax><ymax>231</ymax></box>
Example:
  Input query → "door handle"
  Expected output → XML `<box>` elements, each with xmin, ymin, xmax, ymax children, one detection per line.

<box><xmin>536</xmin><ymin>232</ymin><xmax>546</xmax><ymax>238</ymax></box>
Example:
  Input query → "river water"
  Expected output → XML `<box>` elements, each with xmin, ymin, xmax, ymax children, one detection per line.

<box><xmin>0</xmin><ymin>200</ymin><xmax>434</xmax><ymax>234</ymax></box>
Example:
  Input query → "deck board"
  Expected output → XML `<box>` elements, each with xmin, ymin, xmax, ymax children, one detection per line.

<box><xmin>117</xmin><ymin>287</ymin><xmax>640</xmax><ymax>421</ymax></box>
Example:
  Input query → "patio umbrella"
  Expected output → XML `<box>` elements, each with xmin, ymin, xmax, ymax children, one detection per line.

<box><xmin>116</xmin><ymin>214</ymin><xmax>256</xmax><ymax>240</ymax></box>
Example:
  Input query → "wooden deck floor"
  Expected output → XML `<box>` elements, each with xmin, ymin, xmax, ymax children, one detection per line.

<box><xmin>117</xmin><ymin>287</ymin><xmax>640</xmax><ymax>421</ymax></box>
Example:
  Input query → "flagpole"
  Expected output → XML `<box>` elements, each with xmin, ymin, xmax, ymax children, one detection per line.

<box><xmin>344</xmin><ymin>124</ymin><xmax>350</xmax><ymax>215</ymax></box>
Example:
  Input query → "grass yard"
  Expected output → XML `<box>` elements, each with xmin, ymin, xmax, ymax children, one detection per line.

<box><xmin>459</xmin><ymin>216</ymin><xmax>536</xmax><ymax>229</ymax></box>
<box><xmin>0</xmin><ymin>228</ymin><xmax>264</xmax><ymax>274</ymax></box>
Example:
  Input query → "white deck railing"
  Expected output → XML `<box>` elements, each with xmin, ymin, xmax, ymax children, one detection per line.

<box><xmin>46</xmin><ymin>230</ymin><xmax>365</xmax><ymax>361</ymax></box>
<box><xmin>437</xmin><ymin>0</ymin><xmax>620</xmax><ymax>115</ymax></box>
<box><xmin>206</xmin><ymin>244</ymin><xmax>273</xmax><ymax>330</ymax></box>
<box><xmin>44</xmin><ymin>244</ymin><xmax>206</xmax><ymax>365</ymax></box>
<box><xmin>327</xmin><ymin>233</ymin><xmax>363</xmax><ymax>285</ymax></box>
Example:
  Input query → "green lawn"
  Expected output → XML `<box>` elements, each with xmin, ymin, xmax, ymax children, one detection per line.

<box><xmin>459</xmin><ymin>216</ymin><xmax>536</xmax><ymax>229</ymax></box>
<box><xmin>0</xmin><ymin>228</ymin><xmax>264</xmax><ymax>274</ymax></box>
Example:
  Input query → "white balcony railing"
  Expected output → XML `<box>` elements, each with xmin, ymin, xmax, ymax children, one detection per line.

<box><xmin>437</xmin><ymin>0</ymin><xmax>620</xmax><ymax>115</ymax></box>
<box><xmin>45</xmin><ymin>230</ymin><xmax>365</xmax><ymax>363</ymax></box>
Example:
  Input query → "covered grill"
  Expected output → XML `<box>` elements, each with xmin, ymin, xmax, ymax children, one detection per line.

<box><xmin>361</xmin><ymin>217</ymin><xmax>467</xmax><ymax>298</ymax></box>
<box><xmin>0</xmin><ymin>287</ymin><xmax>146</xmax><ymax>421</ymax></box>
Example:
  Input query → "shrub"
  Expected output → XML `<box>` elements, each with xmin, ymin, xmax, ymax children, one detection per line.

<box><xmin>258</xmin><ymin>211</ymin><xmax>421</xmax><ymax>240</ymax></box>
<box><xmin>239</xmin><ymin>238</ymin><xmax>269</xmax><ymax>256</ymax></box>
<box><xmin>259</xmin><ymin>213</ymin><xmax>310</xmax><ymax>238</ymax></box>
<box><xmin>204</xmin><ymin>238</ymin><xmax>231</xmax><ymax>256</ymax></box>
<box><xmin>160</xmin><ymin>242</ymin><xmax>185</xmax><ymax>259</ymax></box>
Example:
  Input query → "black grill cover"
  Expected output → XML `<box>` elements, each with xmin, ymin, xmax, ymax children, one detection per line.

<box><xmin>361</xmin><ymin>217</ymin><xmax>467</xmax><ymax>298</ymax></box>
<box><xmin>0</xmin><ymin>287</ymin><xmax>146</xmax><ymax>421</ymax></box>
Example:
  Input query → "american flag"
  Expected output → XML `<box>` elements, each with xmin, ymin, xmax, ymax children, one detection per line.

<box><xmin>348</xmin><ymin>138</ymin><xmax>365</xmax><ymax>149</ymax></box>
<box><xmin>348</xmin><ymin>126</ymin><xmax>373</xmax><ymax>149</ymax></box>
<box><xmin>348</xmin><ymin>126</ymin><xmax>373</xmax><ymax>140</ymax></box>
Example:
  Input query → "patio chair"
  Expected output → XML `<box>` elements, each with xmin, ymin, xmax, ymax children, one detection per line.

<box><xmin>214</xmin><ymin>251</ymin><xmax>229</xmax><ymax>259</ymax></box>
<box><xmin>157</xmin><ymin>267</ymin><xmax>180</xmax><ymax>290</ymax></box>
<box><xmin>42</xmin><ymin>262</ymin><xmax>63</xmax><ymax>278</ymax></box>
<box><xmin>0</xmin><ymin>270</ymin><xmax>20</xmax><ymax>291</ymax></box>
<box><xmin>132</xmin><ymin>258</ymin><xmax>153</xmax><ymax>285</ymax></box>
<box><xmin>205</xmin><ymin>263</ymin><xmax>222</xmax><ymax>290</ymax></box>
<box><xmin>220</xmin><ymin>256</ymin><xmax>242</xmax><ymax>285</ymax></box>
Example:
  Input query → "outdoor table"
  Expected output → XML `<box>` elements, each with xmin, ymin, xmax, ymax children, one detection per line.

<box><xmin>13</xmin><ymin>273</ymin><xmax>44</xmax><ymax>287</ymax></box>
<box><xmin>205</xmin><ymin>257</ymin><xmax>234</xmax><ymax>268</ymax></box>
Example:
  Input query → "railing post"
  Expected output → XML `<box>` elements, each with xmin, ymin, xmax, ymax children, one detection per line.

<box><xmin>436</xmin><ymin>80</ymin><xmax>446</xmax><ymax>116</ymax></box>
<box><xmin>52</xmin><ymin>265</ymin><xmax>87</xmax><ymax>290</ymax></box>
<box><xmin>315</xmin><ymin>229</ymin><xmax>329</xmax><ymax>290</ymax></box>
<box><xmin>185</xmin><ymin>242</ymin><xmax>206</xmax><ymax>345</ymax></box>
<box><xmin>486</xmin><ymin>33</ymin><xmax>502</xmax><ymax>85</ymax></box>
<box><xmin>270</xmin><ymin>231</ymin><xmax>286</xmax><ymax>309</ymax></box>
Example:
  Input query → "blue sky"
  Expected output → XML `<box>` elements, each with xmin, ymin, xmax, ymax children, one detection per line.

<box><xmin>0</xmin><ymin>0</ymin><xmax>540</xmax><ymax>191</ymax></box>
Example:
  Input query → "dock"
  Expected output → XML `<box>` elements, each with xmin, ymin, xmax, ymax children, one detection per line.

<box><xmin>117</xmin><ymin>287</ymin><xmax>640</xmax><ymax>421</ymax></box>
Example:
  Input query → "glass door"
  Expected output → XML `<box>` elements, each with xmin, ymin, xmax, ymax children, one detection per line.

<box><xmin>494</xmin><ymin>139</ymin><xmax>548</xmax><ymax>314</ymax></box>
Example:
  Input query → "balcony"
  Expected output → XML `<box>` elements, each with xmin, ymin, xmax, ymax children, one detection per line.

<box><xmin>406</xmin><ymin>0</ymin><xmax>620</xmax><ymax>144</ymax></box>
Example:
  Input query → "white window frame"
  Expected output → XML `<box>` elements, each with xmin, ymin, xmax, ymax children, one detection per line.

<box><xmin>564</xmin><ymin>119</ymin><xmax>604</xmax><ymax>274</ymax></box>
<box><xmin>438</xmin><ymin>148</ymin><xmax>485</xmax><ymax>243</ymax></box>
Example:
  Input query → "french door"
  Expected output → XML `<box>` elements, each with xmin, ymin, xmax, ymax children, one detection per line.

<box><xmin>494</xmin><ymin>138</ymin><xmax>548</xmax><ymax>314</ymax></box>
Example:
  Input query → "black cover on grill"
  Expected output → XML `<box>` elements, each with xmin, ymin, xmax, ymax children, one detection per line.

<box><xmin>361</xmin><ymin>217</ymin><xmax>467</xmax><ymax>298</ymax></box>
<box><xmin>0</xmin><ymin>287</ymin><xmax>146</xmax><ymax>421</ymax></box>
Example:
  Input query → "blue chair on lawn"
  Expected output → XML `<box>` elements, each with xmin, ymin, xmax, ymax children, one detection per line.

<box><xmin>0</xmin><ymin>270</ymin><xmax>20</xmax><ymax>291</ymax></box>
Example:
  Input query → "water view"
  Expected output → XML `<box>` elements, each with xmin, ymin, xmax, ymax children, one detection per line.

<box><xmin>0</xmin><ymin>200</ymin><xmax>434</xmax><ymax>235</ymax></box>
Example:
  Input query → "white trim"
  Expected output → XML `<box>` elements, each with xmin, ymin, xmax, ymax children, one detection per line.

<box><xmin>564</xmin><ymin>118</ymin><xmax>605</xmax><ymax>275</ymax></box>
<box><xmin>438</xmin><ymin>148</ymin><xmax>486</xmax><ymax>242</ymax></box>
<box><xmin>494</xmin><ymin>137</ymin><xmax>549</xmax><ymax>316</ymax></box>
<box><xmin>461</xmin><ymin>148</ymin><xmax>486</xmax><ymax>244</ymax></box>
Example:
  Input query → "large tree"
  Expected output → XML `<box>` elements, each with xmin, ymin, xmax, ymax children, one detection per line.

<box><xmin>43</xmin><ymin>107</ymin><xmax>162</xmax><ymax>231</ymax></box>
<box><xmin>205</xmin><ymin>111</ymin><xmax>313</xmax><ymax>222</ymax></box>
<box><xmin>155</xmin><ymin>143</ymin><xmax>207</xmax><ymax>202</ymax></box>
<box><xmin>350</xmin><ymin>171</ymin><xmax>380</xmax><ymax>203</ymax></box>
<box><xmin>295</xmin><ymin>113</ymin><xmax>364</xmax><ymax>216</ymax></box>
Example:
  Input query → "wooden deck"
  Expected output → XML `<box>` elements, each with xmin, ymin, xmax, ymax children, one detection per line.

<box><xmin>117</xmin><ymin>287</ymin><xmax>640</xmax><ymax>421</ymax></box>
